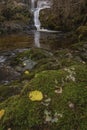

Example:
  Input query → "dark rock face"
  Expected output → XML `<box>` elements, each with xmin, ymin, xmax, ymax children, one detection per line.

<box><xmin>0</xmin><ymin>0</ymin><xmax>33</xmax><ymax>34</ymax></box>
<box><xmin>0</xmin><ymin>46</ymin><xmax>87</xmax><ymax>130</ymax></box>
<box><xmin>0</xmin><ymin>65</ymin><xmax>20</xmax><ymax>82</ymax></box>
<box><xmin>40</xmin><ymin>0</ymin><xmax>87</xmax><ymax>31</ymax></box>
<box><xmin>0</xmin><ymin>0</ymin><xmax>87</xmax><ymax>33</ymax></box>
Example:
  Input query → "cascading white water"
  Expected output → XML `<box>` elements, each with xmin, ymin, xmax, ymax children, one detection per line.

<box><xmin>33</xmin><ymin>0</ymin><xmax>51</xmax><ymax>47</ymax></box>
<box><xmin>34</xmin><ymin>31</ymin><xmax>40</xmax><ymax>47</ymax></box>
<box><xmin>34</xmin><ymin>8</ymin><xmax>41</xmax><ymax>31</ymax></box>
<box><xmin>31</xmin><ymin>0</ymin><xmax>35</xmax><ymax>11</ymax></box>
<box><xmin>34</xmin><ymin>0</ymin><xmax>51</xmax><ymax>31</ymax></box>
<box><xmin>31</xmin><ymin>0</ymin><xmax>57</xmax><ymax>48</ymax></box>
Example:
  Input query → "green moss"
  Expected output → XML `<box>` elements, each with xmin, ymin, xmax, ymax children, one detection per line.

<box><xmin>0</xmin><ymin>42</ymin><xmax>87</xmax><ymax>130</ymax></box>
<box><xmin>0</xmin><ymin>15</ymin><xmax>5</xmax><ymax>22</ymax></box>
<box><xmin>76</xmin><ymin>26</ymin><xmax>87</xmax><ymax>41</ymax></box>
<box><xmin>0</xmin><ymin>95</ymin><xmax>44</xmax><ymax>129</ymax></box>
<box><xmin>10</xmin><ymin>48</ymin><xmax>51</xmax><ymax>66</ymax></box>
<box><xmin>32</xmin><ymin>57</ymin><xmax>60</xmax><ymax>73</ymax></box>
<box><xmin>0</xmin><ymin>64</ymin><xmax>87</xmax><ymax>130</ymax></box>
<box><xmin>0</xmin><ymin>1</ymin><xmax>32</xmax><ymax>35</ymax></box>
<box><xmin>0</xmin><ymin>81</ymin><xmax>23</xmax><ymax>102</ymax></box>
<box><xmin>21</xmin><ymin>48</ymin><xmax>51</xmax><ymax>61</ymax></box>
<box><xmin>40</xmin><ymin>9</ymin><xmax>62</xmax><ymax>31</ymax></box>
<box><xmin>76</xmin><ymin>26</ymin><xmax>87</xmax><ymax>35</ymax></box>
<box><xmin>1</xmin><ymin>1</ymin><xmax>31</xmax><ymax>22</ymax></box>
<box><xmin>54</xmin><ymin>49</ymin><xmax>85</xmax><ymax>68</ymax></box>
<box><xmin>71</xmin><ymin>41</ymin><xmax>87</xmax><ymax>50</ymax></box>
<box><xmin>0</xmin><ymin>126</ymin><xmax>3</xmax><ymax>130</ymax></box>
<box><xmin>23</xmin><ymin>64</ymin><xmax>87</xmax><ymax>94</ymax></box>
<box><xmin>74</xmin><ymin>64</ymin><xmax>87</xmax><ymax>83</ymax></box>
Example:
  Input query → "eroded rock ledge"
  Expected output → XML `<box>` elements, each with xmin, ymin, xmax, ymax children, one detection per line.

<box><xmin>40</xmin><ymin>0</ymin><xmax>87</xmax><ymax>31</ymax></box>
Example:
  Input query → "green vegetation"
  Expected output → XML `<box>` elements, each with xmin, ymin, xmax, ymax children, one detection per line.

<box><xmin>0</xmin><ymin>0</ymin><xmax>32</xmax><ymax>34</ymax></box>
<box><xmin>0</xmin><ymin>41</ymin><xmax>87</xmax><ymax>129</ymax></box>
<box><xmin>0</xmin><ymin>63</ymin><xmax>87</xmax><ymax>130</ymax></box>
<box><xmin>0</xmin><ymin>0</ymin><xmax>87</xmax><ymax>130</ymax></box>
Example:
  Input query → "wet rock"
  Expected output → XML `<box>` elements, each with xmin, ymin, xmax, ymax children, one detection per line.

<box><xmin>0</xmin><ymin>56</ymin><xmax>6</xmax><ymax>63</ymax></box>
<box><xmin>22</xmin><ymin>59</ymin><xmax>36</xmax><ymax>70</ymax></box>
<box><xmin>40</xmin><ymin>0</ymin><xmax>87</xmax><ymax>31</ymax></box>
<box><xmin>0</xmin><ymin>65</ymin><xmax>20</xmax><ymax>83</ymax></box>
<box><xmin>0</xmin><ymin>0</ymin><xmax>33</xmax><ymax>34</ymax></box>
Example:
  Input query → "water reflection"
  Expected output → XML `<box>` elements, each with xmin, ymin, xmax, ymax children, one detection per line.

<box><xmin>34</xmin><ymin>31</ymin><xmax>40</xmax><ymax>48</ymax></box>
<box><xmin>0</xmin><ymin>31</ymin><xmax>71</xmax><ymax>51</ymax></box>
<box><xmin>33</xmin><ymin>30</ymin><xmax>71</xmax><ymax>50</ymax></box>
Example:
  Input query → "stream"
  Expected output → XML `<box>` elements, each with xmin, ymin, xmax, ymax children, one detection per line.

<box><xmin>0</xmin><ymin>0</ymin><xmax>71</xmax><ymax>84</ymax></box>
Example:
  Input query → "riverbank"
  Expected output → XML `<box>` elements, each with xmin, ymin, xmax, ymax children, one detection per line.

<box><xmin>0</xmin><ymin>28</ymin><xmax>87</xmax><ymax>129</ymax></box>
<box><xmin>0</xmin><ymin>43</ymin><xmax>87</xmax><ymax>130</ymax></box>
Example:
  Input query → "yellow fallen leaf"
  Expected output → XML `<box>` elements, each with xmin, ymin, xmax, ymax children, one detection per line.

<box><xmin>29</xmin><ymin>90</ymin><xmax>43</xmax><ymax>101</ymax></box>
<box><xmin>0</xmin><ymin>109</ymin><xmax>5</xmax><ymax>119</ymax></box>
<box><xmin>24</xmin><ymin>70</ymin><xmax>30</xmax><ymax>75</ymax></box>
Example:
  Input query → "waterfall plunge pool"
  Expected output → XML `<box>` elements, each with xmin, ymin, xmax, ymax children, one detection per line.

<box><xmin>0</xmin><ymin>30</ymin><xmax>71</xmax><ymax>51</ymax></box>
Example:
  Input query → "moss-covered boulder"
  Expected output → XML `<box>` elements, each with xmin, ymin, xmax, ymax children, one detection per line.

<box><xmin>76</xmin><ymin>25</ymin><xmax>87</xmax><ymax>41</ymax></box>
<box><xmin>0</xmin><ymin>63</ymin><xmax>87</xmax><ymax>130</ymax></box>
<box><xmin>0</xmin><ymin>81</ymin><xmax>24</xmax><ymax>103</ymax></box>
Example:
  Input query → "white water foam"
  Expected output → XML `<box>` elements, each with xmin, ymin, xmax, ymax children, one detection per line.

<box><xmin>34</xmin><ymin>0</ymin><xmax>51</xmax><ymax>31</ymax></box>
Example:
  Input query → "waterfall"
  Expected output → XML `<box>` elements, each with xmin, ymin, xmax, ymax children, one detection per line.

<box><xmin>34</xmin><ymin>0</ymin><xmax>51</xmax><ymax>31</ymax></box>
<box><xmin>31</xmin><ymin>0</ymin><xmax>35</xmax><ymax>11</ymax></box>
<box><xmin>34</xmin><ymin>31</ymin><xmax>40</xmax><ymax>47</ymax></box>
<box><xmin>31</xmin><ymin>0</ymin><xmax>57</xmax><ymax>48</ymax></box>
<box><xmin>34</xmin><ymin>8</ymin><xmax>41</xmax><ymax>31</ymax></box>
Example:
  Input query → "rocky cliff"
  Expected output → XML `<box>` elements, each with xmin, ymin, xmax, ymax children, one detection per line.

<box><xmin>40</xmin><ymin>0</ymin><xmax>87</xmax><ymax>31</ymax></box>
<box><xmin>0</xmin><ymin>0</ymin><xmax>87</xmax><ymax>33</ymax></box>
<box><xmin>0</xmin><ymin>0</ymin><xmax>33</xmax><ymax>34</ymax></box>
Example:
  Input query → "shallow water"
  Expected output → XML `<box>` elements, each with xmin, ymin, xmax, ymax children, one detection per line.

<box><xmin>0</xmin><ymin>31</ymin><xmax>72</xmax><ymax>83</ymax></box>
<box><xmin>0</xmin><ymin>31</ymin><xmax>71</xmax><ymax>51</ymax></box>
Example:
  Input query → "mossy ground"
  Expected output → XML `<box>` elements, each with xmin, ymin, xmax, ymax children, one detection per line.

<box><xmin>0</xmin><ymin>81</ymin><xmax>24</xmax><ymax>103</ymax></box>
<box><xmin>0</xmin><ymin>43</ymin><xmax>87</xmax><ymax>130</ymax></box>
